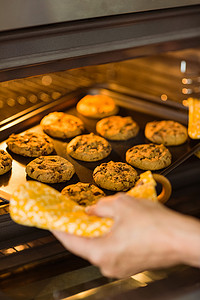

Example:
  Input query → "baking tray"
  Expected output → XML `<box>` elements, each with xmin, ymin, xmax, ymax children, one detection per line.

<box><xmin>0</xmin><ymin>85</ymin><xmax>199</xmax><ymax>202</ymax></box>
<box><xmin>0</xmin><ymin>86</ymin><xmax>200</xmax><ymax>299</ymax></box>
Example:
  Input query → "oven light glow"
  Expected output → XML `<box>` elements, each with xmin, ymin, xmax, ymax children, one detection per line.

<box><xmin>182</xmin><ymin>78</ymin><xmax>192</xmax><ymax>84</ymax></box>
<box><xmin>39</xmin><ymin>92</ymin><xmax>50</xmax><ymax>102</ymax></box>
<box><xmin>180</xmin><ymin>60</ymin><xmax>186</xmax><ymax>73</ymax></box>
<box><xmin>51</xmin><ymin>91</ymin><xmax>62</xmax><ymax>100</ymax></box>
<box><xmin>161</xmin><ymin>94</ymin><xmax>167</xmax><ymax>101</ymax></box>
<box><xmin>65</xmin><ymin>289</ymin><xmax>96</xmax><ymax>299</ymax></box>
<box><xmin>14</xmin><ymin>244</ymin><xmax>29</xmax><ymax>251</ymax></box>
<box><xmin>182</xmin><ymin>100</ymin><xmax>189</xmax><ymax>107</ymax></box>
<box><xmin>182</xmin><ymin>88</ymin><xmax>192</xmax><ymax>95</ymax></box>
<box><xmin>28</xmin><ymin>94</ymin><xmax>38</xmax><ymax>103</ymax></box>
<box><xmin>7</xmin><ymin>98</ymin><xmax>16</xmax><ymax>107</ymax></box>
<box><xmin>42</xmin><ymin>75</ymin><xmax>52</xmax><ymax>86</ymax></box>
<box><xmin>17</xmin><ymin>96</ymin><xmax>27</xmax><ymax>105</ymax></box>
<box><xmin>131</xmin><ymin>272</ymin><xmax>153</xmax><ymax>286</ymax></box>
<box><xmin>1</xmin><ymin>248</ymin><xmax>17</xmax><ymax>255</ymax></box>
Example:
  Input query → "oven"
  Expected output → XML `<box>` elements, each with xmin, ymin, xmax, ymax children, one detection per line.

<box><xmin>0</xmin><ymin>2</ymin><xmax>200</xmax><ymax>299</ymax></box>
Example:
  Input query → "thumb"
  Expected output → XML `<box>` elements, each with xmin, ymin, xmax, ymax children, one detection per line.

<box><xmin>51</xmin><ymin>230</ymin><xmax>97</xmax><ymax>260</ymax></box>
<box><xmin>86</xmin><ymin>193</ymin><xmax>125</xmax><ymax>218</ymax></box>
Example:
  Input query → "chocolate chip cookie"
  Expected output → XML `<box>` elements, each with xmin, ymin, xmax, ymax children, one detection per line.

<box><xmin>126</xmin><ymin>143</ymin><xmax>172</xmax><ymax>170</ymax></box>
<box><xmin>76</xmin><ymin>94</ymin><xmax>119</xmax><ymax>119</ymax></box>
<box><xmin>26</xmin><ymin>155</ymin><xmax>75</xmax><ymax>183</ymax></box>
<box><xmin>6</xmin><ymin>132</ymin><xmax>54</xmax><ymax>157</ymax></box>
<box><xmin>67</xmin><ymin>133</ymin><xmax>112</xmax><ymax>161</ymax></box>
<box><xmin>96</xmin><ymin>115</ymin><xmax>139</xmax><ymax>140</ymax></box>
<box><xmin>0</xmin><ymin>150</ymin><xmax>12</xmax><ymax>175</ymax></box>
<box><xmin>40</xmin><ymin>112</ymin><xmax>85</xmax><ymax>139</ymax></box>
<box><xmin>93</xmin><ymin>161</ymin><xmax>137</xmax><ymax>191</ymax></box>
<box><xmin>61</xmin><ymin>182</ymin><xmax>105</xmax><ymax>206</ymax></box>
<box><xmin>145</xmin><ymin>120</ymin><xmax>188</xmax><ymax>146</ymax></box>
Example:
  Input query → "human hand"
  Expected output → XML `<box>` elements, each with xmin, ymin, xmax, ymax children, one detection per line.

<box><xmin>52</xmin><ymin>193</ymin><xmax>200</xmax><ymax>278</ymax></box>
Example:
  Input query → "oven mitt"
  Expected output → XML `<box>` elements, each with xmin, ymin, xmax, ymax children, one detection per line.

<box><xmin>127</xmin><ymin>170</ymin><xmax>157</xmax><ymax>201</ymax></box>
<box><xmin>10</xmin><ymin>171</ymin><xmax>167</xmax><ymax>237</ymax></box>
<box><xmin>9</xmin><ymin>181</ymin><xmax>113</xmax><ymax>237</ymax></box>
<box><xmin>187</xmin><ymin>97</ymin><xmax>200</xmax><ymax>139</ymax></box>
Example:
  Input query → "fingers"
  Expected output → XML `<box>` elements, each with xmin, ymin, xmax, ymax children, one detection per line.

<box><xmin>86</xmin><ymin>193</ymin><xmax>126</xmax><ymax>218</ymax></box>
<box><xmin>52</xmin><ymin>230</ymin><xmax>98</xmax><ymax>260</ymax></box>
<box><xmin>51</xmin><ymin>193</ymin><xmax>136</xmax><ymax>268</ymax></box>
<box><xmin>51</xmin><ymin>194</ymin><xmax>128</xmax><ymax>263</ymax></box>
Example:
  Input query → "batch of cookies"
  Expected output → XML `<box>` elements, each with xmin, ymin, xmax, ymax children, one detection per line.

<box><xmin>1</xmin><ymin>94</ymin><xmax>189</xmax><ymax>207</ymax></box>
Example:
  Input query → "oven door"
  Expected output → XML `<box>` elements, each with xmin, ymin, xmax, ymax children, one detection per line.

<box><xmin>0</xmin><ymin>81</ymin><xmax>200</xmax><ymax>300</ymax></box>
<box><xmin>0</xmin><ymin>3</ymin><xmax>200</xmax><ymax>299</ymax></box>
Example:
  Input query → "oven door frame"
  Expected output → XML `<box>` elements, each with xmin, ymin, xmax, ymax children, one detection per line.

<box><xmin>0</xmin><ymin>5</ymin><xmax>200</xmax><ymax>82</ymax></box>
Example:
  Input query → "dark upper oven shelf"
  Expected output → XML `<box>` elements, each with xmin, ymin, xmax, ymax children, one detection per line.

<box><xmin>0</xmin><ymin>5</ymin><xmax>200</xmax><ymax>82</ymax></box>
<box><xmin>1</xmin><ymin>0</ymin><xmax>200</xmax><ymax>32</ymax></box>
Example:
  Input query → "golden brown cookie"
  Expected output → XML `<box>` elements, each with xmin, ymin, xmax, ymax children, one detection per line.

<box><xmin>76</xmin><ymin>94</ymin><xmax>118</xmax><ymax>119</ymax></box>
<box><xmin>126</xmin><ymin>143</ymin><xmax>172</xmax><ymax>170</ymax></box>
<box><xmin>26</xmin><ymin>155</ymin><xmax>75</xmax><ymax>183</ymax></box>
<box><xmin>6</xmin><ymin>132</ymin><xmax>54</xmax><ymax>157</ymax></box>
<box><xmin>67</xmin><ymin>133</ymin><xmax>112</xmax><ymax>161</ymax></box>
<box><xmin>0</xmin><ymin>150</ymin><xmax>12</xmax><ymax>175</ymax></box>
<box><xmin>96</xmin><ymin>115</ymin><xmax>139</xmax><ymax>140</ymax></box>
<box><xmin>93</xmin><ymin>161</ymin><xmax>137</xmax><ymax>191</ymax></box>
<box><xmin>145</xmin><ymin>120</ymin><xmax>188</xmax><ymax>146</ymax></box>
<box><xmin>40</xmin><ymin>112</ymin><xmax>85</xmax><ymax>139</ymax></box>
<box><xmin>61</xmin><ymin>182</ymin><xmax>105</xmax><ymax>206</ymax></box>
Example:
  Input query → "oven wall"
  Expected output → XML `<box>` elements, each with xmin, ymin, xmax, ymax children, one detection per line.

<box><xmin>1</xmin><ymin>47</ymin><xmax>199</xmax><ymax>123</ymax></box>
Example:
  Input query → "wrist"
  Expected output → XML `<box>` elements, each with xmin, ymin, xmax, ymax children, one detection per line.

<box><xmin>172</xmin><ymin>213</ymin><xmax>200</xmax><ymax>268</ymax></box>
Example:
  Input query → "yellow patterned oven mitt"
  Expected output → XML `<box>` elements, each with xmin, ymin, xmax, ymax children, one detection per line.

<box><xmin>187</xmin><ymin>98</ymin><xmax>200</xmax><ymax>139</ymax></box>
<box><xmin>10</xmin><ymin>171</ymin><xmax>169</xmax><ymax>237</ymax></box>
<box><xmin>187</xmin><ymin>98</ymin><xmax>200</xmax><ymax>159</ymax></box>
<box><xmin>127</xmin><ymin>171</ymin><xmax>157</xmax><ymax>201</ymax></box>
<box><xmin>10</xmin><ymin>181</ymin><xmax>113</xmax><ymax>238</ymax></box>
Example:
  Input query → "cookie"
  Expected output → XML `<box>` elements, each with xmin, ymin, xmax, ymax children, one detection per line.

<box><xmin>61</xmin><ymin>182</ymin><xmax>105</xmax><ymax>206</ymax></box>
<box><xmin>0</xmin><ymin>150</ymin><xmax>12</xmax><ymax>175</ymax></box>
<box><xmin>40</xmin><ymin>112</ymin><xmax>85</xmax><ymax>139</ymax></box>
<box><xmin>93</xmin><ymin>161</ymin><xmax>137</xmax><ymax>191</ymax></box>
<box><xmin>76</xmin><ymin>94</ymin><xmax>118</xmax><ymax>119</ymax></box>
<box><xmin>126</xmin><ymin>143</ymin><xmax>172</xmax><ymax>170</ymax></box>
<box><xmin>96</xmin><ymin>115</ymin><xmax>139</xmax><ymax>140</ymax></box>
<box><xmin>26</xmin><ymin>155</ymin><xmax>75</xmax><ymax>183</ymax></box>
<box><xmin>6</xmin><ymin>132</ymin><xmax>54</xmax><ymax>157</ymax></box>
<box><xmin>145</xmin><ymin>120</ymin><xmax>188</xmax><ymax>146</ymax></box>
<box><xmin>67</xmin><ymin>133</ymin><xmax>112</xmax><ymax>162</ymax></box>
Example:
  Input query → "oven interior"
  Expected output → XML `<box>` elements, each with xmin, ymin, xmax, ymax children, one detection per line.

<box><xmin>0</xmin><ymin>47</ymin><xmax>200</xmax><ymax>300</ymax></box>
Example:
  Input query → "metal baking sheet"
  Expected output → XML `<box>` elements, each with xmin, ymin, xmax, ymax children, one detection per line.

<box><xmin>0</xmin><ymin>86</ymin><xmax>199</xmax><ymax>201</ymax></box>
